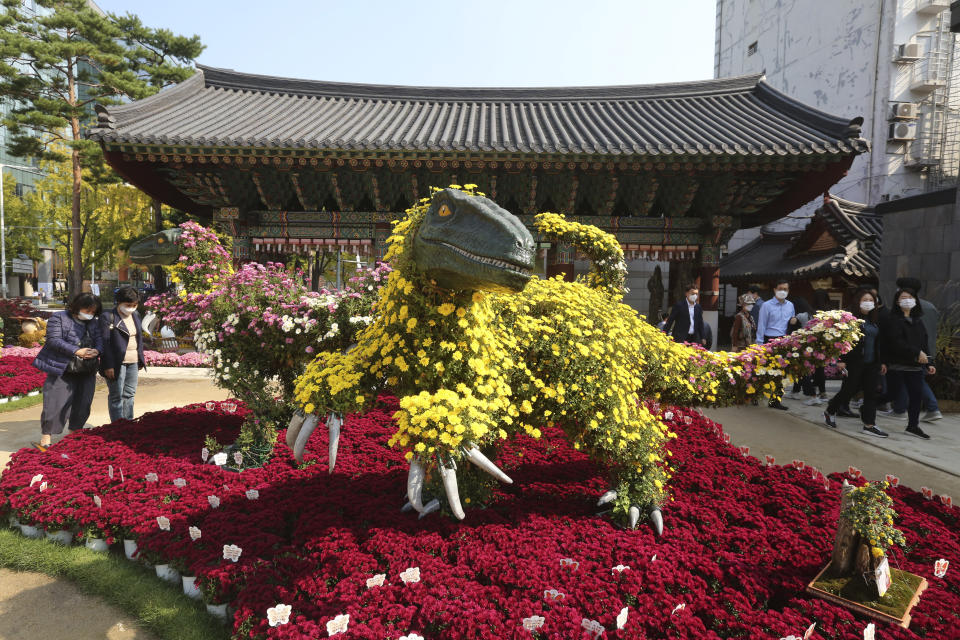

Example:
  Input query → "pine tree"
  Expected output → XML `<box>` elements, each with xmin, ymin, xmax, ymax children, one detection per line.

<box><xmin>0</xmin><ymin>0</ymin><xmax>203</xmax><ymax>294</ymax></box>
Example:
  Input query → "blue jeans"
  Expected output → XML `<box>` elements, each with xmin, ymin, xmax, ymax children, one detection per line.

<box><xmin>892</xmin><ymin>377</ymin><xmax>938</xmax><ymax>413</ymax></box>
<box><xmin>107</xmin><ymin>363</ymin><xmax>139</xmax><ymax>422</ymax></box>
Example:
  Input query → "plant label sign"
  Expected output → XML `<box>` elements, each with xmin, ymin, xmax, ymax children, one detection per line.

<box><xmin>580</xmin><ymin>618</ymin><xmax>605</xmax><ymax>638</ymax></box>
<box><xmin>874</xmin><ymin>557</ymin><xmax>891</xmax><ymax>598</ymax></box>
<box><xmin>521</xmin><ymin>615</ymin><xmax>545</xmax><ymax>631</ymax></box>
<box><xmin>935</xmin><ymin>558</ymin><xmax>949</xmax><ymax>578</ymax></box>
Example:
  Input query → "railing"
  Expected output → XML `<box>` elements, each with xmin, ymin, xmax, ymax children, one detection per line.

<box><xmin>911</xmin><ymin>53</ymin><xmax>949</xmax><ymax>92</ymax></box>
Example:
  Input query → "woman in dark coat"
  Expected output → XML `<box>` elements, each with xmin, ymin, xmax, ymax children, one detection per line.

<box><xmin>99</xmin><ymin>286</ymin><xmax>146</xmax><ymax>421</ymax></box>
<box><xmin>880</xmin><ymin>287</ymin><xmax>936</xmax><ymax>439</ymax></box>
<box><xmin>31</xmin><ymin>292</ymin><xmax>103</xmax><ymax>450</ymax></box>
<box><xmin>823</xmin><ymin>289</ymin><xmax>886</xmax><ymax>437</ymax></box>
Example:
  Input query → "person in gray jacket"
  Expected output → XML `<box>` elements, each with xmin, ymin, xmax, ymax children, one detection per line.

<box><xmin>30</xmin><ymin>293</ymin><xmax>103</xmax><ymax>451</ymax></box>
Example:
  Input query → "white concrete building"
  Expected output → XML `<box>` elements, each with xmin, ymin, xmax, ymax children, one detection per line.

<box><xmin>715</xmin><ymin>0</ymin><xmax>955</xmax><ymax>246</ymax></box>
<box><xmin>714</xmin><ymin>0</ymin><xmax>957</xmax><ymax>316</ymax></box>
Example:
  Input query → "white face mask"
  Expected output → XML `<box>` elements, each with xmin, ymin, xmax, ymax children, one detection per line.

<box><xmin>860</xmin><ymin>301</ymin><xmax>875</xmax><ymax>312</ymax></box>
<box><xmin>687</xmin><ymin>294</ymin><xmax>698</xmax><ymax>303</ymax></box>
<box><xmin>118</xmin><ymin>305</ymin><xmax>137</xmax><ymax>316</ymax></box>
<box><xmin>774</xmin><ymin>290</ymin><xmax>788</xmax><ymax>300</ymax></box>
<box><xmin>745</xmin><ymin>303</ymin><xmax>755</xmax><ymax>311</ymax></box>
<box><xmin>77</xmin><ymin>312</ymin><xmax>94</xmax><ymax>321</ymax></box>
<box><xmin>899</xmin><ymin>297</ymin><xmax>916</xmax><ymax>310</ymax></box>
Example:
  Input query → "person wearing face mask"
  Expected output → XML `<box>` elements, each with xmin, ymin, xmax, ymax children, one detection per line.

<box><xmin>99</xmin><ymin>286</ymin><xmax>146</xmax><ymax>422</ymax></box>
<box><xmin>823</xmin><ymin>290</ymin><xmax>887</xmax><ymax>437</ymax></box>
<box><xmin>30</xmin><ymin>292</ymin><xmax>104</xmax><ymax>451</ymax></box>
<box><xmin>663</xmin><ymin>284</ymin><xmax>706</xmax><ymax>347</ymax></box>
<box><xmin>757</xmin><ymin>279</ymin><xmax>797</xmax><ymax>410</ymax></box>
<box><xmin>730</xmin><ymin>294</ymin><xmax>757</xmax><ymax>351</ymax></box>
<box><xmin>880</xmin><ymin>287</ymin><xmax>936</xmax><ymax>439</ymax></box>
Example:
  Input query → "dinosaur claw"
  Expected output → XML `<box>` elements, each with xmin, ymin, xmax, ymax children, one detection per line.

<box><xmin>463</xmin><ymin>443</ymin><xmax>512</xmax><ymax>484</ymax></box>
<box><xmin>293</xmin><ymin>413</ymin><xmax>319</xmax><ymax>463</ymax></box>
<box><xmin>597</xmin><ymin>490</ymin><xmax>618</xmax><ymax>506</ymax></box>
<box><xmin>418</xmin><ymin>499</ymin><xmax>440</xmax><ymax>519</ymax></box>
<box><xmin>285</xmin><ymin>411</ymin><xmax>305</xmax><ymax>449</ymax></box>
<box><xmin>649</xmin><ymin>507</ymin><xmax>664</xmax><ymax>537</ymax></box>
<box><xmin>438</xmin><ymin>459</ymin><xmax>465</xmax><ymax>520</ymax></box>
<box><xmin>407</xmin><ymin>460</ymin><xmax>426</xmax><ymax>513</ymax></box>
<box><xmin>327</xmin><ymin>413</ymin><xmax>342</xmax><ymax>473</ymax></box>
<box><xmin>628</xmin><ymin>505</ymin><xmax>640</xmax><ymax>530</ymax></box>
<box><xmin>401</xmin><ymin>500</ymin><xmax>414</xmax><ymax>513</ymax></box>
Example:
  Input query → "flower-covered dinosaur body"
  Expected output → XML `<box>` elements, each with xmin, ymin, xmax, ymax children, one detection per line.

<box><xmin>291</xmin><ymin>186</ymin><xmax>863</xmax><ymax>531</ymax></box>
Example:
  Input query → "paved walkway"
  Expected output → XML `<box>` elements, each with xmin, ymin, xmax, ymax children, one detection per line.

<box><xmin>704</xmin><ymin>380</ymin><xmax>960</xmax><ymax>498</ymax></box>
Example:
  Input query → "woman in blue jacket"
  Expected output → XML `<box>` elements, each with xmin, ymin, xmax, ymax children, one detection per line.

<box><xmin>31</xmin><ymin>292</ymin><xmax>103</xmax><ymax>451</ymax></box>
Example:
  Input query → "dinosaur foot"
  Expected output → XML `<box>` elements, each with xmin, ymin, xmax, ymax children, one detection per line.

<box><xmin>596</xmin><ymin>490</ymin><xmax>665</xmax><ymax>536</ymax></box>
<box><xmin>405</xmin><ymin>445</ymin><xmax>512</xmax><ymax>521</ymax></box>
<box><xmin>291</xmin><ymin>412</ymin><xmax>343</xmax><ymax>469</ymax></box>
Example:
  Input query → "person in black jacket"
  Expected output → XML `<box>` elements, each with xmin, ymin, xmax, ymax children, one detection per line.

<box><xmin>99</xmin><ymin>286</ymin><xmax>146</xmax><ymax>422</ymax></box>
<box><xmin>663</xmin><ymin>284</ymin><xmax>706</xmax><ymax>346</ymax></box>
<box><xmin>823</xmin><ymin>289</ymin><xmax>887</xmax><ymax>437</ymax></box>
<box><xmin>880</xmin><ymin>287</ymin><xmax>936</xmax><ymax>439</ymax></box>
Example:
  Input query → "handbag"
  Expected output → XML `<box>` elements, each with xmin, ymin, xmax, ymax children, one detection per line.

<box><xmin>65</xmin><ymin>321</ymin><xmax>99</xmax><ymax>375</ymax></box>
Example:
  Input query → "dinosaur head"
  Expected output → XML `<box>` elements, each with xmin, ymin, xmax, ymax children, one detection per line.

<box><xmin>412</xmin><ymin>188</ymin><xmax>536</xmax><ymax>293</ymax></box>
<box><xmin>128</xmin><ymin>228</ymin><xmax>183</xmax><ymax>265</ymax></box>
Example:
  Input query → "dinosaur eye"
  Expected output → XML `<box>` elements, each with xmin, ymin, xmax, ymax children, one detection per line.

<box><xmin>157</xmin><ymin>237</ymin><xmax>165</xmax><ymax>244</ymax></box>
<box><xmin>438</xmin><ymin>203</ymin><xmax>452</xmax><ymax>217</ymax></box>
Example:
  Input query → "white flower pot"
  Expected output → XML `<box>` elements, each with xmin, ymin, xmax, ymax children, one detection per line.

<box><xmin>19</xmin><ymin>524</ymin><xmax>43</xmax><ymax>539</ymax></box>
<box><xmin>155</xmin><ymin>563</ymin><xmax>180</xmax><ymax>584</ymax></box>
<box><xmin>45</xmin><ymin>529</ymin><xmax>73</xmax><ymax>545</ymax></box>
<box><xmin>0</xmin><ymin>397</ymin><xmax>8</xmax><ymax>404</ymax></box>
<box><xmin>11</xmin><ymin>395</ymin><xmax>22</xmax><ymax>401</ymax></box>
<box><xmin>8</xmin><ymin>514</ymin><xmax>19</xmax><ymax>528</ymax></box>
<box><xmin>123</xmin><ymin>538</ymin><xmax>138</xmax><ymax>559</ymax></box>
<box><xmin>181</xmin><ymin>575</ymin><xmax>201</xmax><ymax>599</ymax></box>
<box><xmin>85</xmin><ymin>537</ymin><xmax>109</xmax><ymax>552</ymax></box>
<box><xmin>28</xmin><ymin>390</ymin><xmax>40</xmax><ymax>397</ymax></box>
<box><xmin>205</xmin><ymin>602</ymin><xmax>228</xmax><ymax>621</ymax></box>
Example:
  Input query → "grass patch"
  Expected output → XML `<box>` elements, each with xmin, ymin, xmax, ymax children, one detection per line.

<box><xmin>812</xmin><ymin>566</ymin><xmax>924</xmax><ymax>620</ymax></box>
<box><xmin>0</xmin><ymin>393</ymin><xmax>42</xmax><ymax>413</ymax></box>
<box><xmin>0</xmin><ymin>528</ymin><xmax>230</xmax><ymax>640</ymax></box>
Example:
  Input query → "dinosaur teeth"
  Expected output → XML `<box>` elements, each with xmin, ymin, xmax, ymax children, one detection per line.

<box><xmin>440</xmin><ymin>242</ymin><xmax>530</xmax><ymax>274</ymax></box>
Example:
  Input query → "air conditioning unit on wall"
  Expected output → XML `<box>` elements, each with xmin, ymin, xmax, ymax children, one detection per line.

<box><xmin>891</xmin><ymin>102</ymin><xmax>919</xmax><ymax>119</ymax></box>
<box><xmin>889</xmin><ymin>121</ymin><xmax>917</xmax><ymax>141</ymax></box>
<box><xmin>896</xmin><ymin>43</ymin><xmax>922</xmax><ymax>61</ymax></box>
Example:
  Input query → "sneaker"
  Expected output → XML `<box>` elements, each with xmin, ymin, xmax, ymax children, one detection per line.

<box><xmin>862</xmin><ymin>425</ymin><xmax>889</xmax><ymax>438</ymax></box>
<box><xmin>851</xmin><ymin>399</ymin><xmax>864</xmax><ymax>409</ymax></box>
<box><xmin>819</xmin><ymin>392</ymin><xmax>829</xmax><ymax>400</ymax></box>
<box><xmin>769</xmin><ymin>400</ymin><xmax>789</xmax><ymax>411</ymax></box>
<box><xmin>804</xmin><ymin>397</ymin><xmax>823</xmax><ymax>406</ymax></box>
<box><xmin>922</xmin><ymin>410</ymin><xmax>943</xmax><ymax>423</ymax></box>
<box><xmin>786</xmin><ymin>391</ymin><xmax>803</xmax><ymax>400</ymax></box>
<box><xmin>823</xmin><ymin>411</ymin><xmax>837</xmax><ymax>428</ymax></box>
<box><xmin>885</xmin><ymin>411</ymin><xmax>908</xmax><ymax>420</ymax></box>
<box><xmin>905</xmin><ymin>425</ymin><xmax>931</xmax><ymax>440</ymax></box>
<box><xmin>836</xmin><ymin>409</ymin><xmax>859</xmax><ymax>418</ymax></box>
<box><xmin>877</xmin><ymin>402</ymin><xmax>892</xmax><ymax>413</ymax></box>
<box><xmin>30</xmin><ymin>441</ymin><xmax>49</xmax><ymax>452</ymax></box>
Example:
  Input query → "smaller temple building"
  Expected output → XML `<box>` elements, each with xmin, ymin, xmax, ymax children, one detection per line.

<box><xmin>720</xmin><ymin>195</ymin><xmax>881</xmax><ymax>319</ymax></box>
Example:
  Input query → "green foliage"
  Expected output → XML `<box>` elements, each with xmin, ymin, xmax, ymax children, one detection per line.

<box><xmin>0</xmin><ymin>0</ymin><xmax>203</xmax><ymax>291</ymax></box>
<box><xmin>0</xmin><ymin>529</ymin><xmax>229</xmax><ymax>640</ymax></box>
<box><xmin>841</xmin><ymin>482</ymin><xmax>907</xmax><ymax>555</ymax></box>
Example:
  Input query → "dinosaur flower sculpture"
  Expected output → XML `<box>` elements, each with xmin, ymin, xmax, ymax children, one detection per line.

<box><xmin>291</xmin><ymin>186</ymin><xmax>862</xmax><ymax>532</ymax></box>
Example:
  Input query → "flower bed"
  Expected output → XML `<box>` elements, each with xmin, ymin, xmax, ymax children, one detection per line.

<box><xmin>0</xmin><ymin>355</ymin><xmax>45</xmax><ymax>399</ymax></box>
<box><xmin>1</xmin><ymin>346</ymin><xmax>210</xmax><ymax>368</ymax></box>
<box><xmin>1</xmin><ymin>403</ymin><xmax>957</xmax><ymax>639</ymax></box>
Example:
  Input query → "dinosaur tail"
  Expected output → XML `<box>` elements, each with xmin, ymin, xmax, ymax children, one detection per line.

<box><xmin>534</xmin><ymin>212</ymin><xmax>627</xmax><ymax>298</ymax></box>
<box><xmin>647</xmin><ymin>310</ymin><xmax>863</xmax><ymax>407</ymax></box>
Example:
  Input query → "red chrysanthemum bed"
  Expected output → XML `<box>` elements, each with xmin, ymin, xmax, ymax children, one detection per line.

<box><xmin>1</xmin><ymin>400</ymin><xmax>957</xmax><ymax>639</ymax></box>
<box><xmin>0</xmin><ymin>355</ymin><xmax>45</xmax><ymax>398</ymax></box>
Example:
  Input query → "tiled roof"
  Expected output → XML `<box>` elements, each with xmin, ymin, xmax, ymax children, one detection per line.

<box><xmin>720</xmin><ymin>196</ymin><xmax>881</xmax><ymax>282</ymax></box>
<box><xmin>90</xmin><ymin>66</ymin><xmax>868</xmax><ymax>157</ymax></box>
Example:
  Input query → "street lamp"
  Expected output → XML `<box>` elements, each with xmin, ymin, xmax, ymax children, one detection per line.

<box><xmin>0</xmin><ymin>162</ymin><xmax>45</xmax><ymax>298</ymax></box>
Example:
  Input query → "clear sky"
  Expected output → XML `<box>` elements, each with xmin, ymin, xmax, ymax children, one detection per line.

<box><xmin>94</xmin><ymin>0</ymin><xmax>717</xmax><ymax>87</ymax></box>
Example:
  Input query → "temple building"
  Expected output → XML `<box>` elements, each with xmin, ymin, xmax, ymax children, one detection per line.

<box><xmin>89</xmin><ymin>65</ymin><xmax>868</xmax><ymax>339</ymax></box>
<box><xmin>720</xmin><ymin>195</ymin><xmax>882</xmax><ymax>309</ymax></box>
